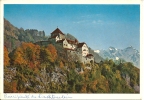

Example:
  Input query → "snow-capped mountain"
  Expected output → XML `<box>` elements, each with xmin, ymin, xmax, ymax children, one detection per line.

<box><xmin>95</xmin><ymin>46</ymin><xmax>140</xmax><ymax>68</ymax></box>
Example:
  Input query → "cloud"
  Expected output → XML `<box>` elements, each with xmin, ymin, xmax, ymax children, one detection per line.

<box><xmin>92</xmin><ymin>20</ymin><xmax>103</xmax><ymax>24</ymax></box>
<box><xmin>73</xmin><ymin>20</ymin><xmax>88</xmax><ymax>24</ymax></box>
<box><xmin>92</xmin><ymin>20</ymin><xmax>96</xmax><ymax>24</ymax></box>
<box><xmin>73</xmin><ymin>19</ymin><xmax>104</xmax><ymax>26</ymax></box>
<box><xmin>97</xmin><ymin>20</ymin><xmax>102</xmax><ymax>23</ymax></box>
<box><xmin>73</xmin><ymin>14</ymin><xmax>104</xmax><ymax>25</ymax></box>
<box><xmin>81</xmin><ymin>15</ymin><xmax>91</xmax><ymax>18</ymax></box>
<box><xmin>81</xmin><ymin>14</ymin><xmax>101</xmax><ymax>18</ymax></box>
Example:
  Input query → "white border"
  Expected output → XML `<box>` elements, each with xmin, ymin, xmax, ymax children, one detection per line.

<box><xmin>0</xmin><ymin>0</ymin><xmax>143</xmax><ymax>99</ymax></box>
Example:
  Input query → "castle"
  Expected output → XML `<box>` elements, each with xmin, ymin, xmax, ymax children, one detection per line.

<box><xmin>35</xmin><ymin>28</ymin><xmax>94</xmax><ymax>64</ymax></box>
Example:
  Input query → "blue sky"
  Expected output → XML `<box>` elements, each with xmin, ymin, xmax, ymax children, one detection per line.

<box><xmin>4</xmin><ymin>4</ymin><xmax>140</xmax><ymax>51</ymax></box>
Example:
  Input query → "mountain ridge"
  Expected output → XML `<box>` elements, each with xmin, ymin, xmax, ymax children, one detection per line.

<box><xmin>4</xmin><ymin>18</ymin><xmax>48</xmax><ymax>52</ymax></box>
<box><xmin>95</xmin><ymin>46</ymin><xmax>140</xmax><ymax>68</ymax></box>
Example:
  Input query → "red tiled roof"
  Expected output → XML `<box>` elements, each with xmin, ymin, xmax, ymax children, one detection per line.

<box><xmin>86</xmin><ymin>54</ymin><xmax>93</xmax><ymax>57</ymax></box>
<box><xmin>51</xmin><ymin>28</ymin><xmax>64</xmax><ymax>35</ymax></box>
<box><xmin>75</xmin><ymin>39</ymin><xmax>79</xmax><ymax>43</ymax></box>
<box><xmin>77</xmin><ymin>42</ymin><xmax>86</xmax><ymax>48</ymax></box>
<box><xmin>52</xmin><ymin>35</ymin><xmax>58</xmax><ymax>38</ymax></box>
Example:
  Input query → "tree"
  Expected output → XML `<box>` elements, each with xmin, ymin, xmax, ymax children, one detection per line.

<box><xmin>47</xmin><ymin>44</ymin><xmax>57</xmax><ymax>62</ymax></box>
<box><xmin>40</xmin><ymin>47</ymin><xmax>53</xmax><ymax>67</ymax></box>
<box><xmin>4</xmin><ymin>46</ymin><xmax>10</xmax><ymax>67</ymax></box>
<box><xmin>11</xmin><ymin>42</ymin><xmax>40</xmax><ymax>68</ymax></box>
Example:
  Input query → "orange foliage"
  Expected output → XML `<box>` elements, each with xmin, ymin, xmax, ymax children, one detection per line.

<box><xmin>4</xmin><ymin>80</ymin><xmax>13</xmax><ymax>93</ymax></box>
<box><xmin>59</xmin><ymin>61</ymin><xmax>64</xmax><ymax>68</ymax></box>
<box><xmin>47</xmin><ymin>44</ymin><xmax>57</xmax><ymax>62</ymax></box>
<box><xmin>90</xmin><ymin>80</ymin><xmax>98</xmax><ymax>92</ymax></box>
<box><xmin>12</xmin><ymin>81</ymin><xmax>17</xmax><ymax>93</ymax></box>
<box><xmin>12</xmin><ymin>43</ymin><xmax>40</xmax><ymax>68</ymax></box>
<box><xmin>80</xmin><ymin>84</ymin><xmax>87</xmax><ymax>93</ymax></box>
<box><xmin>4</xmin><ymin>46</ymin><xmax>10</xmax><ymax>67</ymax></box>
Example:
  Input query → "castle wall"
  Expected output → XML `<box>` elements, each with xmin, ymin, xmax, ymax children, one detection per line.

<box><xmin>81</xmin><ymin>56</ymin><xmax>94</xmax><ymax>64</ymax></box>
<box><xmin>40</xmin><ymin>41</ymin><xmax>50</xmax><ymax>46</ymax></box>
<box><xmin>63</xmin><ymin>39</ymin><xmax>69</xmax><ymax>48</ymax></box>
<box><xmin>82</xmin><ymin>44</ymin><xmax>89</xmax><ymax>56</ymax></box>
<box><xmin>35</xmin><ymin>41</ymin><xmax>50</xmax><ymax>46</ymax></box>
<box><xmin>48</xmin><ymin>38</ymin><xmax>56</xmax><ymax>45</ymax></box>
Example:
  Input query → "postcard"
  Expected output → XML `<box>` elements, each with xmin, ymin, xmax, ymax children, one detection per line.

<box><xmin>0</xmin><ymin>0</ymin><xmax>143</xmax><ymax>100</ymax></box>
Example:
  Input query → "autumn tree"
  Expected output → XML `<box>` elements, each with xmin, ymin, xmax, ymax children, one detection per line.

<box><xmin>11</xmin><ymin>42</ymin><xmax>40</xmax><ymax>69</ymax></box>
<box><xmin>4</xmin><ymin>46</ymin><xmax>10</xmax><ymax>67</ymax></box>
<box><xmin>46</xmin><ymin>44</ymin><xmax>57</xmax><ymax>62</ymax></box>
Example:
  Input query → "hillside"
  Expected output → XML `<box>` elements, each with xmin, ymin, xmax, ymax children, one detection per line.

<box><xmin>4</xmin><ymin>43</ymin><xmax>140</xmax><ymax>93</ymax></box>
<box><xmin>4</xmin><ymin>18</ymin><xmax>48</xmax><ymax>52</ymax></box>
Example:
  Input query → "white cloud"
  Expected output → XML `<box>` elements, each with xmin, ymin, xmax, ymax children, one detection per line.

<box><xmin>92</xmin><ymin>20</ymin><xmax>103</xmax><ymax>24</ymax></box>
<box><xmin>97</xmin><ymin>20</ymin><xmax>102</xmax><ymax>23</ymax></box>
<box><xmin>73</xmin><ymin>18</ymin><xmax>104</xmax><ymax>25</ymax></box>
<box><xmin>73</xmin><ymin>20</ymin><xmax>88</xmax><ymax>24</ymax></box>
<box><xmin>92</xmin><ymin>20</ymin><xmax>96</xmax><ymax>24</ymax></box>
<box><xmin>81</xmin><ymin>15</ymin><xmax>91</xmax><ymax>18</ymax></box>
<box><xmin>81</xmin><ymin>14</ymin><xmax>101</xmax><ymax>18</ymax></box>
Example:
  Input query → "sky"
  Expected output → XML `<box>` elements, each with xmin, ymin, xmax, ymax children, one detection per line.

<box><xmin>4</xmin><ymin>4</ymin><xmax>140</xmax><ymax>51</ymax></box>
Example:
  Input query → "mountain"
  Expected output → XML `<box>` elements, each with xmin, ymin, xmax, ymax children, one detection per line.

<box><xmin>95</xmin><ymin>46</ymin><xmax>140</xmax><ymax>68</ymax></box>
<box><xmin>4</xmin><ymin>18</ymin><xmax>48</xmax><ymax>52</ymax></box>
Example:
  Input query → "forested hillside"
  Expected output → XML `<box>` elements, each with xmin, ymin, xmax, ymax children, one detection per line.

<box><xmin>4</xmin><ymin>43</ymin><xmax>140</xmax><ymax>93</ymax></box>
<box><xmin>4</xmin><ymin>18</ymin><xmax>48</xmax><ymax>52</ymax></box>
